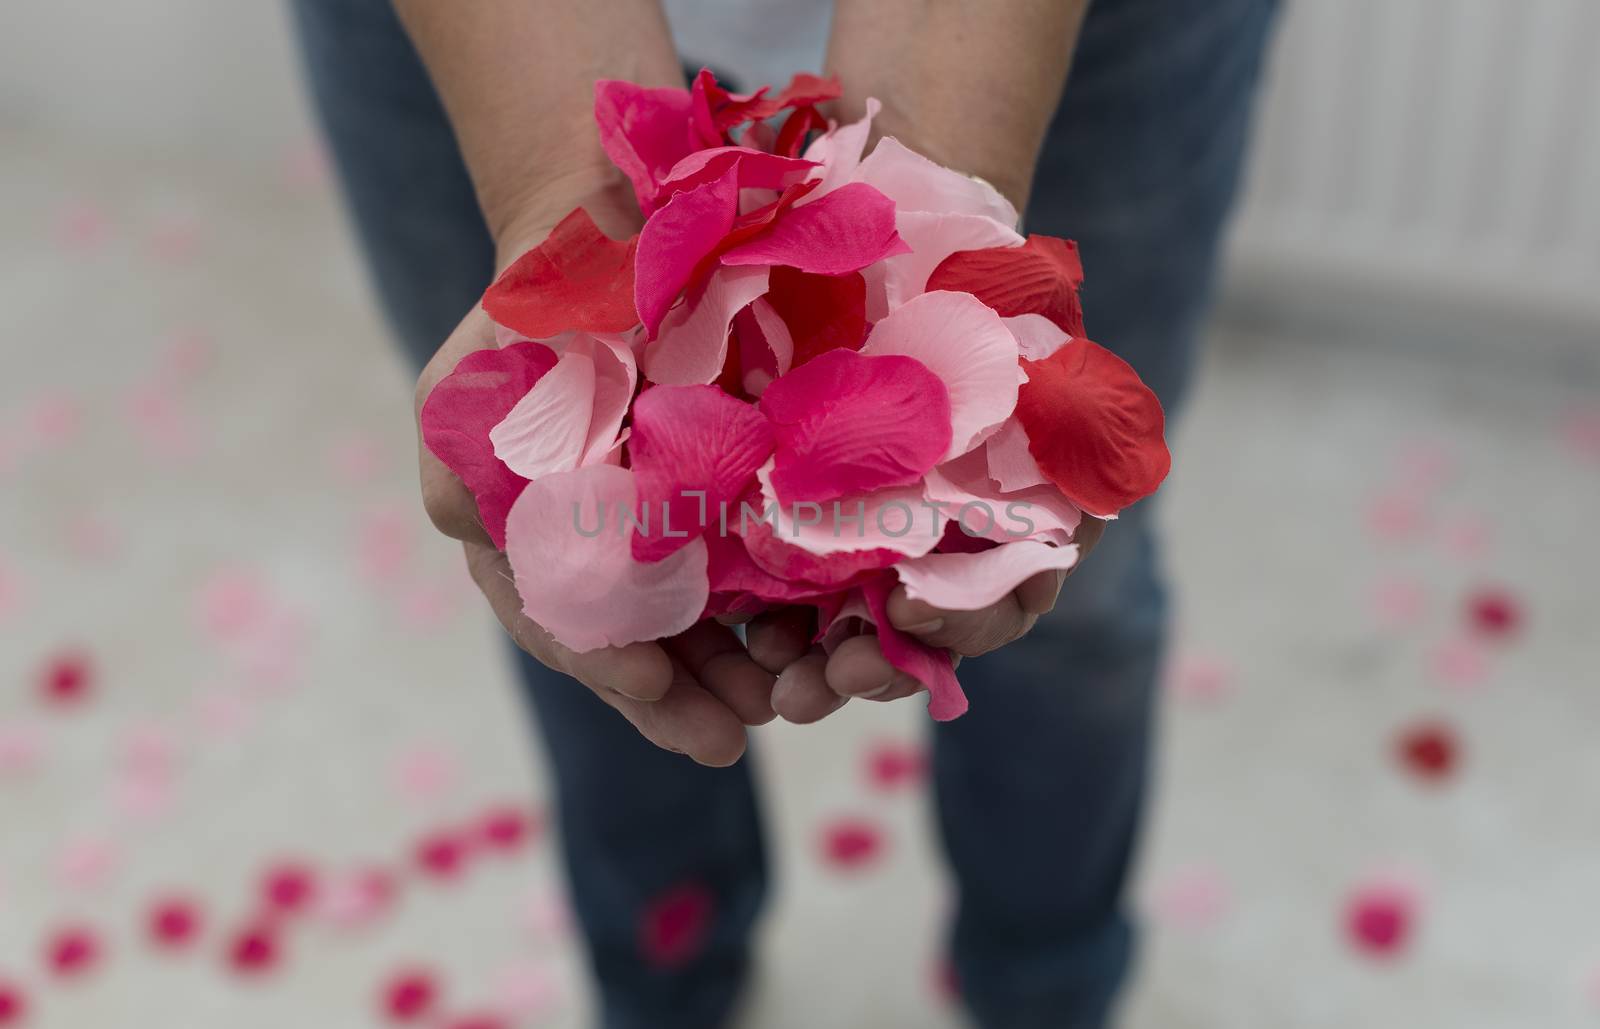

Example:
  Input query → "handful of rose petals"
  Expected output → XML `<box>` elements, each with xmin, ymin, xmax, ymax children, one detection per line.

<box><xmin>421</xmin><ymin>70</ymin><xmax>1169</xmax><ymax>721</ymax></box>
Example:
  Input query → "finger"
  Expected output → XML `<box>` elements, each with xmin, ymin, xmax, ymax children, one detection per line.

<box><xmin>612</xmin><ymin>658</ymin><xmax>749</xmax><ymax>767</ymax></box>
<box><xmin>1074</xmin><ymin>515</ymin><xmax>1107</xmax><ymax>561</ymax></box>
<box><xmin>824</xmin><ymin>635</ymin><xmax>921</xmax><ymax>702</ymax></box>
<box><xmin>745</xmin><ymin>606</ymin><xmax>815</xmax><ymax>675</ymax></box>
<box><xmin>1014</xmin><ymin>568</ymin><xmax>1067</xmax><ymax>616</ymax></box>
<box><xmin>462</xmin><ymin>541</ymin><xmax>673</xmax><ymax>701</ymax></box>
<box><xmin>664</xmin><ymin>621</ymin><xmax>776</xmax><ymax>726</ymax></box>
<box><xmin>886</xmin><ymin>586</ymin><xmax>1033</xmax><ymax>656</ymax></box>
<box><xmin>771</xmin><ymin>648</ymin><xmax>847</xmax><ymax>724</ymax></box>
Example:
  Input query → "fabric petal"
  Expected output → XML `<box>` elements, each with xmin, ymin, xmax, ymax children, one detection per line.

<box><xmin>628</xmin><ymin>385</ymin><xmax>774</xmax><ymax>562</ymax></box>
<box><xmin>754</xmin><ymin>460</ymin><xmax>947</xmax><ymax>558</ymax></box>
<box><xmin>865</xmin><ymin>211</ymin><xmax>1023</xmax><ymax>321</ymax></box>
<box><xmin>578</xmin><ymin>333</ymin><xmax>637</xmax><ymax>467</ymax></box>
<box><xmin>749</xmin><ymin>298</ymin><xmax>794</xmax><ymax>376</ymax></box>
<box><xmin>644</xmin><ymin>266</ymin><xmax>770</xmax><ymax>385</ymax></box>
<box><xmin>853</xmin><ymin>137</ymin><xmax>1018</xmax><ymax>225</ymax></box>
<box><xmin>801</xmin><ymin>98</ymin><xmax>880</xmax><ymax>199</ymax></box>
<box><xmin>895</xmin><ymin>541</ymin><xmax>1080</xmax><ymax>611</ymax></box>
<box><xmin>490</xmin><ymin>348</ymin><xmax>596</xmax><ymax>480</ymax></box>
<box><xmin>635</xmin><ymin>166</ymin><xmax>741</xmax><ymax>336</ymax></box>
<box><xmin>481</xmin><ymin>208</ymin><xmax>639</xmax><ymax>338</ymax></box>
<box><xmin>764</xmin><ymin>267</ymin><xmax>867</xmax><ymax>369</ymax></box>
<box><xmin>924</xmin><ymin>448</ymin><xmax>1082</xmax><ymax>543</ymax></box>
<box><xmin>504</xmin><ymin>465</ymin><xmax>708</xmax><ymax>652</ymax></box>
<box><xmin>653</xmin><ymin>147</ymin><xmax>817</xmax><ymax>213</ymax></box>
<box><xmin>927</xmin><ymin>234</ymin><xmax>1087</xmax><ymax>337</ymax></box>
<box><xmin>860</xmin><ymin>290</ymin><xmax>1018</xmax><ymax>459</ymax></box>
<box><xmin>984</xmin><ymin>416</ymin><xmax>1049</xmax><ymax>492</ymax></box>
<box><xmin>1014</xmin><ymin>338</ymin><xmax>1170</xmax><ymax>516</ymax></box>
<box><xmin>720</xmin><ymin>183</ymin><xmax>909</xmax><ymax>276</ymax></box>
<box><xmin>594</xmin><ymin>80</ymin><xmax>696</xmax><ymax>212</ymax></box>
<box><xmin>418</xmin><ymin>342</ymin><xmax>557</xmax><ymax>549</ymax></box>
<box><xmin>1003</xmin><ymin>313</ymin><xmax>1072</xmax><ymax>361</ymax></box>
<box><xmin>758</xmin><ymin>349</ymin><xmax>951</xmax><ymax>505</ymax></box>
<box><xmin>860</xmin><ymin>575</ymin><xmax>966</xmax><ymax>721</ymax></box>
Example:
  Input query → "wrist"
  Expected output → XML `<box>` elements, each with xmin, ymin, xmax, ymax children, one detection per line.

<box><xmin>487</xmin><ymin>163</ymin><xmax>642</xmax><ymax>272</ymax></box>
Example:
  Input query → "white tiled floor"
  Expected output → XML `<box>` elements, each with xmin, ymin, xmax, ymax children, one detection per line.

<box><xmin>2</xmin><ymin>134</ymin><xmax>1598</xmax><ymax>1029</ymax></box>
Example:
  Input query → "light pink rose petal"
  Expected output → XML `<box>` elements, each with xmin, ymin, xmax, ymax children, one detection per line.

<box><xmin>861</xmin><ymin>291</ymin><xmax>1019</xmax><ymax>459</ymax></box>
<box><xmin>1003</xmin><ymin>313</ymin><xmax>1072</xmax><ymax>361</ymax></box>
<box><xmin>635</xmin><ymin>166</ymin><xmax>741</xmax><ymax>335</ymax></box>
<box><xmin>749</xmin><ymin>298</ymin><xmax>794</xmax><ymax>376</ymax></box>
<box><xmin>490</xmin><ymin>349</ymin><xmax>596</xmax><ymax>480</ymax></box>
<box><xmin>801</xmin><ymin>98</ymin><xmax>880</xmax><ymax>199</ymax></box>
<box><xmin>578</xmin><ymin>333</ymin><xmax>638</xmax><ymax>467</ymax></box>
<box><xmin>504</xmin><ymin>465</ymin><xmax>709</xmax><ymax>652</ymax></box>
<box><xmin>854</xmin><ymin>137</ymin><xmax>1019</xmax><ymax>225</ymax></box>
<box><xmin>1147</xmin><ymin>863</ymin><xmax>1231</xmax><ymax>931</ymax></box>
<box><xmin>759</xmin><ymin>348</ymin><xmax>951</xmax><ymax>505</ymax></box>
<box><xmin>924</xmin><ymin>448</ymin><xmax>1083</xmax><ymax>542</ymax></box>
<box><xmin>720</xmin><ymin>182</ymin><xmax>909</xmax><ymax>276</ymax></box>
<box><xmin>644</xmin><ymin>266</ymin><xmax>769</xmax><ymax>385</ymax></box>
<box><xmin>985</xmin><ymin>417</ymin><xmax>1049</xmax><ymax>492</ymax></box>
<box><xmin>865</xmin><ymin>211</ymin><xmax>1024</xmax><ymax>321</ymax></box>
<box><xmin>894</xmin><ymin>541</ymin><xmax>1078</xmax><ymax>612</ymax></box>
<box><xmin>629</xmin><ymin>385</ymin><xmax>775</xmax><ymax>561</ymax></box>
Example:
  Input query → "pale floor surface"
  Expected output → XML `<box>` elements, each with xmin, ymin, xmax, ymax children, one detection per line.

<box><xmin>2</xmin><ymin>137</ymin><xmax>1598</xmax><ymax>1029</ymax></box>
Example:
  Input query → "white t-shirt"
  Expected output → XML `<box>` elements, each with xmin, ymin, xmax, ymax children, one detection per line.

<box><xmin>662</xmin><ymin>0</ymin><xmax>831</xmax><ymax>92</ymax></box>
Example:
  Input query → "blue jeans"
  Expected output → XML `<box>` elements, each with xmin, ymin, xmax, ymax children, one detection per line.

<box><xmin>290</xmin><ymin>2</ymin><xmax>1278</xmax><ymax>1025</ymax></box>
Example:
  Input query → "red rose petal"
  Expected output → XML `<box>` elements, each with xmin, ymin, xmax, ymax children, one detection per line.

<box><xmin>1396</xmin><ymin>721</ymin><xmax>1459</xmax><ymax>783</ymax></box>
<box><xmin>147</xmin><ymin>896</ymin><xmax>203</xmax><ymax>950</ymax></box>
<box><xmin>818</xmin><ymin>817</ymin><xmax>885</xmax><ymax>870</ymax></box>
<box><xmin>226</xmin><ymin>923</ymin><xmax>281</xmax><ymax>975</ymax></box>
<box><xmin>38</xmin><ymin>650</ymin><xmax>94</xmax><ymax>708</ymax></box>
<box><xmin>1464</xmin><ymin>585</ymin><xmax>1523</xmax><ymax>642</ymax></box>
<box><xmin>639</xmin><ymin>882</ymin><xmax>715</xmax><ymax>969</ymax></box>
<box><xmin>381</xmin><ymin>968</ymin><xmax>440</xmax><ymax>1023</ymax></box>
<box><xmin>764</xmin><ymin>267</ymin><xmax>867</xmax><ymax>369</ymax></box>
<box><xmin>44</xmin><ymin>925</ymin><xmax>101</xmax><ymax>979</ymax></box>
<box><xmin>1013</xmin><ymin>338</ymin><xmax>1169</xmax><ymax>517</ymax></box>
<box><xmin>483</xmin><ymin>207</ymin><xmax>640</xmax><ymax>338</ymax></box>
<box><xmin>927</xmin><ymin>234</ymin><xmax>1086</xmax><ymax>337</ymax></box>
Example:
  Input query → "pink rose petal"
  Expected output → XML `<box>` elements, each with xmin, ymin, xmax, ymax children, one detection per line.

<box><xmin>639</xmin><ymin>882</ymin><xmax>715</xmax><ymax>969</ymax></box>
<box><xmin>1370</xmin><ymin>575</ymin><xmax>1427</xmax><ymax>628</ymax></box>
<box><xmin>420</xmin><ymin>342</ymin><xmax>557</xmax><ymax>548</ymax></box>
<box><xmin>504</xmin><ymin>465</ymin><xmax>709</xmax><ymax>652</ymax></box>
<box><xmin>1147</xmin><ymin>863</ymin><xmax>1230</xmax><ymax>931</ymax></box>
<box><xmin>1166</xmin><ymin>653</ymin><xmax>1234</xmax><ymax>704</ymax></box>
<box><xmin>861</xmin><ymin>290</ymin><xmax>1019</xmax><ymax>458</ymax></box>
<box><xmin>1344</xmin><ymin>875</ymin><xmax>1420</xmax><ymax>960</ymax></box>
<box><xmin>756</xmin><ymin>460</ymin><xmax>948</xmax><ymax>558</ymax></box>
<box><xmin>490</xmin><ymin>348</ymin><xmax>598</xmax><ymax>480</ymax></box>
<box><xmin>643</xmin><ymin>266</ymin><xmax>768</xmax><ymax>385</ymax></box>
<box><xmin>721</xmin><ymin>182</ymin><xmax>908</xmax><ymax>275</ymax></box>
<box><xmin>655</xmin><ymin>147</ymin><xmax>817</xmax><ymax>209</ymax></box>
<box><xmin>862</xmin><ymin>575</ymin><xmax>966</xmax><ymax>720</ymax></box>
<box><xmin>985</xmin><ymin>417</ymin><xmax>1049</xmax><ymax>492</ymax></box>
<box><xmin>759</xmin><ymin>349</ymin><xmax>951</xmax><ymax>505</ymax></box>
<box><xmin>628</xmin><ymin>385</ymin><xmax>774</xmax><ymax>561</ymax></box>
<box><xmin>863</xmin><ymin>740</ymin><xmax>928</xmax><ymax>791</ymax></box>
<box><xmin>817</xmin><ymin>816</ymin><xmax>886</xmax><ymax>870</ymax></box>
<box><xmin>635</xmin><ymin>166</ymin><xmax>740</xmax><ymax>335</ymax></box>
<box><xmin>894</xmin><ymin>540</ymin><xmax>1078</xmax><ymax>611</ymax></box>
<box><xmin>594</xmin><ymin>80</ymin><xmax>696</xmax><ymax>212</ymax></box>
<box><xmin>924</xmin><ymin>448</ymin><xmax>1082</xmax><ymax>544</ymax></box>
<box><xmin>1002</xmin><ymin>313</ymin><xmax>1072</xmax><ymax>362</ymax></box>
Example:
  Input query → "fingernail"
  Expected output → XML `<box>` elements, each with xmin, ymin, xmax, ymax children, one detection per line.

<box><xmin>859</xmin><ymin>682</ymin><xmax>894</xmax><ymax>700</ymax></box>
<box><xmin>897</xmin><ymin>618</ymin><xmax>943</xmax><ymax>636</ymax></box>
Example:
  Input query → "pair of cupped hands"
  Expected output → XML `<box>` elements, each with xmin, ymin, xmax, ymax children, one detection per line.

<box><xmin>415</xmin><ymin>181</ymin><xmax>1102</xmax><ymax>766</ymax></box>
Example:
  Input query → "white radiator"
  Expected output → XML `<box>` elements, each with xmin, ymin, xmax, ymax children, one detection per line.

<box><xmin>1228</xmin><ymin>0</ymin><xmax>1600</xmax><ymax>326</ymax></box>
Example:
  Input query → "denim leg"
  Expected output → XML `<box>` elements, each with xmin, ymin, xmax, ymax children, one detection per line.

<box><xmin>937</xmin><ymin>1</ymin><xmax>1280</xmax><ymax>1026</ymax></box>
<box><xmin>288</xmin><ymin>3</ymin><xmax>767</xmax><ymax>1025</ymax></box>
